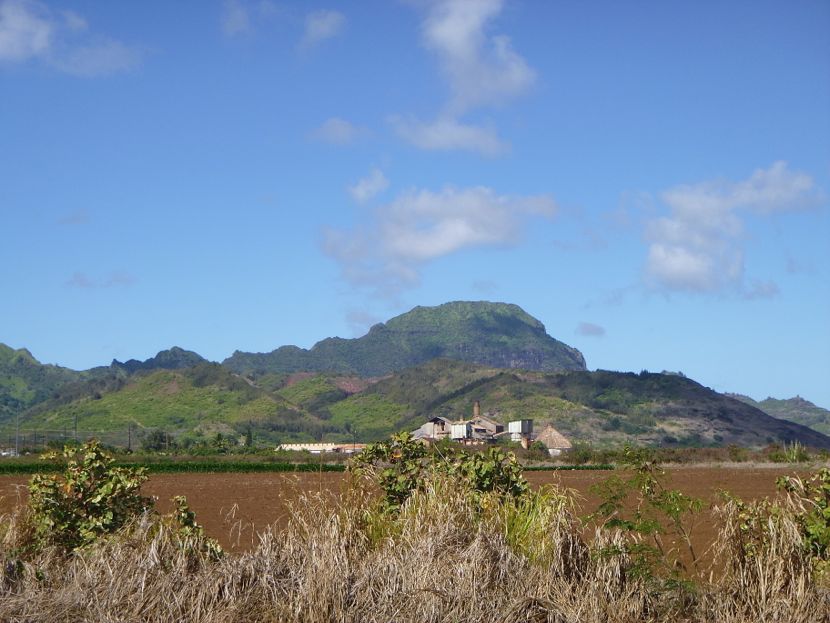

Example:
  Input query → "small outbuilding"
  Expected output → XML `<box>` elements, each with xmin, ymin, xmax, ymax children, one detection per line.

<box><xmin>535</xmin><ymin>424</ymin><xmax>572</xmax><ymax>457</ymax></box>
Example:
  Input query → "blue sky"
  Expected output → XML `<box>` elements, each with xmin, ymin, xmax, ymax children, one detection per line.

<box><xmin>2</xmin><ymin>0</ymin><xmax>829</xmax><ymax>407</ymax></box>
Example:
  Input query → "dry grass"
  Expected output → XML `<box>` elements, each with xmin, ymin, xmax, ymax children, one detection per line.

<box><xmin>0</xmin><ymin>473</ymin><xmax>827</xmax><ymax>623</ymax></box>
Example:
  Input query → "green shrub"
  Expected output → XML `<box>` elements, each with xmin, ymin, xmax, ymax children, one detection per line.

<box><xmin>27</xmin><ymin>440</ymin><xmax>154</xmax><ymax>553</ymax></box>
<box><xmin>352</xmin><ymin>431</ymin><xmax>528</xmax><ymax>511</ymax></box>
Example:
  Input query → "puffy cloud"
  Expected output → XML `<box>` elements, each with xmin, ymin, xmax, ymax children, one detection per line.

<box><xmin>0</xmin><ymin>0</ymin><xmax>51</xmax><ymax>61</ymax></box>
<box><xmin>0</xmin><ymin>0</ymin><xmax>139</xmax><ymax>76</ymax></box>
<box><xmin>396</xmin><ymin>0</ymin><xmax>533</xmax><ymax>155</ymax></box>
<box><xmin>300</xmin><ymin>9</ymin><xmax>344</xmax><ymax>50</ymax></box>
<box><xmin>348</xmin><ymin>168</ymin><xmax>389</xmax><ymax>204</ymax></box>
<box><xmin>324</xmin><ymin>185</ymin><xmax>556</xmax><ymax>297</ymax></box>
<box><xmin>310</xmin><ymin>117</ymin><xmax>366</xmax><ymax>145</ymax></box>
<box><xmin>576</xmin><ymin>322</ymin><xmax>606</xmax><ymax>337</ymax></box>
<box><xmin>421</xmin><ymin>0</ymin><xmax>534</xmax><ymax>115</ymax></box>
<box><xmin>391</xmin><ymin>116</ymin><xmax>507</xmax><ymax>156</ymax></box>
<box><xmin>644</xmin><ymin>162</ymin><xmax>820</xmax><ymax>294</ymax></box>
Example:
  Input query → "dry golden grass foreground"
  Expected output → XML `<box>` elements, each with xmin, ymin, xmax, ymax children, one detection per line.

<box><xmin>0</xmin><ymin>462</ymin><xmax>828</xmax><ymax>622</ymax></box>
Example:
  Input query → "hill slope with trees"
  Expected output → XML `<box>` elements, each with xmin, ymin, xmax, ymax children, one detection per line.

<box><xmin>222</xmin><ymin>301</ymin><xmax>586</xmax><ymax>376</ymax></box>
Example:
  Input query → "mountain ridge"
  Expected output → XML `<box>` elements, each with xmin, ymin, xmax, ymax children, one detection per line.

<box><xmin>3</xmin><ymin>299</ymin><xmax>829</xmax><ymax>449</ymax></box>
<box><xmin>223</xmin><ymin>301</ymin><xmax>586</xmax><ymax>376</ymax></box>
<box><xmin>728</xmin><ymin>393</ymin><xmax>830</xmax><ymax>436</ymax></box>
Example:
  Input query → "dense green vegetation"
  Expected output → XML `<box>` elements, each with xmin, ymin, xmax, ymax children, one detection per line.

<box><xmin>0</xmin><ymin>345</ymin><xmax>207</xmax><ymax>423</ymax></box>
<box><xmin>222</xmin><ymin>301</ymin><xmax>587</xmax><ymax>376</ymax></box>
<box><xmin>347</xmin><ymin>360</ymin><xmax>830</xmax><ymax>448</ymax></box>
<box><xmin>731</xmin><ymin>394</ymin><xmax>830</xmax><ymax>436</ymax></box>
<box><xmin>13</xmin><ymin>364</ymin><xmax>335</xmax><ymax>446</ymax></box>
<box><xmin>6</xmin><ymin>358</ymin><xmax>830</xmax><ymax>450</ymax></box>
<box><xmin>0</xmin><ymin>343</ymin><xmax>90</xmax><ymax>419</ymax></box>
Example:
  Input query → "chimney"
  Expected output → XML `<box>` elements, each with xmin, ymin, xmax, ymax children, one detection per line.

<box><xmin>473</xmin><ymin>401</ymin><xmax>480</xmax><ymax>418</ymax></box>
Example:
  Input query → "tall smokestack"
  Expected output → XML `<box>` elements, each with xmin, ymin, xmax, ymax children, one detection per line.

<box><xmin>473</xmin><ymin>401</ymin><xmax>480</xmax><ymax>418</ymax></box>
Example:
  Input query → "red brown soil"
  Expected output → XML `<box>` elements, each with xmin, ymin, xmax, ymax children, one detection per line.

<box><xmin>284</xmin><ymin>372</ymin><xmax>316</xmax><ymax>387</ymax></box>
<box><xmin>333</xmin><ymin>377</ymin><xmax>374</xmax><ymax>394</ymax></box>
<box><xmin>0</xmin><ymin>465</ymin><xmax>815</xmax><ymax>555</ymax></box>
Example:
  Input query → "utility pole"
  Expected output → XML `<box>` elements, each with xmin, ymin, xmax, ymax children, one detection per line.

<box><xmin>127</xmin><ymin>423</ymin><xmax>132</xmax><ymax>452</ymax></box>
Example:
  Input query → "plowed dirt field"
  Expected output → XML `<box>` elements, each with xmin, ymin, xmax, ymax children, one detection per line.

<box><xmin>0</xmin><ymin>464</ymin><xmax>817</xmax><ymax>554</ymax></box>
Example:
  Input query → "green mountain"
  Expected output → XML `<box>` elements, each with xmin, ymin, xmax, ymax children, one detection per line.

<box><xmin>728</xmin><ymin>394</ymin><xmax>830</xmax><ymax>436</ymax></box>
<box><xmin>0</xmin><ymin>345</ymin><xmax>211</xmax><ymax>427</ymax></box>
<box><xmin>4</xmin><ymin>302</ymin><xmax>829</xmax><ymax>450</ymax></box>
<box><xmin>223</xmin><ymin>301</ymin><xmax>586</xmax><ymax>376</ymax></box>
<box><xmin>319</xmin><ymin>360</ymin><xmax>830</xmax><ymax>448</ymax></box>
<box><xmin>0</xmin><ymin>343</ymin><xmax>86</xmax><ymax>420</ymax></box>
<box><xmin>14</xmin><ymin>358</ymin><xmax>830</xmax><ymax>448</ymax></box>
<box><xmin>112</xmin><ymin>346</ymin><xmax>207</xmax><ymax>374</ymax></box>
<box><xmin>20</xmin><ymin>363</ymin><xmax>335</xmax><ymax>445</ymax></box>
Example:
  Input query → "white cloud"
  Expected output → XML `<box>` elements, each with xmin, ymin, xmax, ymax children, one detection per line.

<box><xmin>396</xmin><ymin>0</ymin><xmax>534</xmax><ymax>155</ymax></box>
<box><xmin>0</xmin><ymin>0</ymin><xmax>51</xmax><ymax>61</ymax></box>
<box><xmin>324</xmin><ymin>186</ymin><xmax>556</xmax><ymax>297</ymax></box>
<box><xmin>300</xmin><ymin>9</ymin><xmax>344</xmax><ymax>50</ymax></box>
<box><xmin>421</xmin><ymin>0</ymin><xmax>534</xmax><ymax>115</ymax></box>
<box><xmin>0</xmin><ymin>0</ymin><xmax>139</xmax><ymax>76</ymax></box>
<box><xmin>348</xmin><ymin>168</ymin><xmax>389</xmax><ymax>204</ymax></box>
<box><xmin>51</xmin><ymin>37</ymin><xmax>140</xmax><ymax>77</ymax></box>
<box><xmin>311</xmin><ymin>117</ymin><xmax>365</xmax><ymax>145</ymax></box>
<box><xmin>220</xmin><ymin>0</ymin><xmax>279</xmax><ymax>37</ymax></box>
<box><xmin>392</xmin><ymin>116</ymin><xmax>507</xmax><ymax>156</ymax></box>
<box><xmin>644</xmin><ymin>162</ymin><xmax>819</xmax><ymax>294</ymax></box>
<box><xmin>221</xmin><ymin>0</ymin><xmax>251</xmax><ymax>37</ymax></box>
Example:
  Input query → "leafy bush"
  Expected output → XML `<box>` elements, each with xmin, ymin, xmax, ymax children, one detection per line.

<box><xmin>351</xmin><ymin>431</ymin><xmax>528</xmax><ymax>511</ymax></box>
<box><xmin>27</xmin><ymin>440</ymin><xmax>153</xmax><ymax>552</ymax></box>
